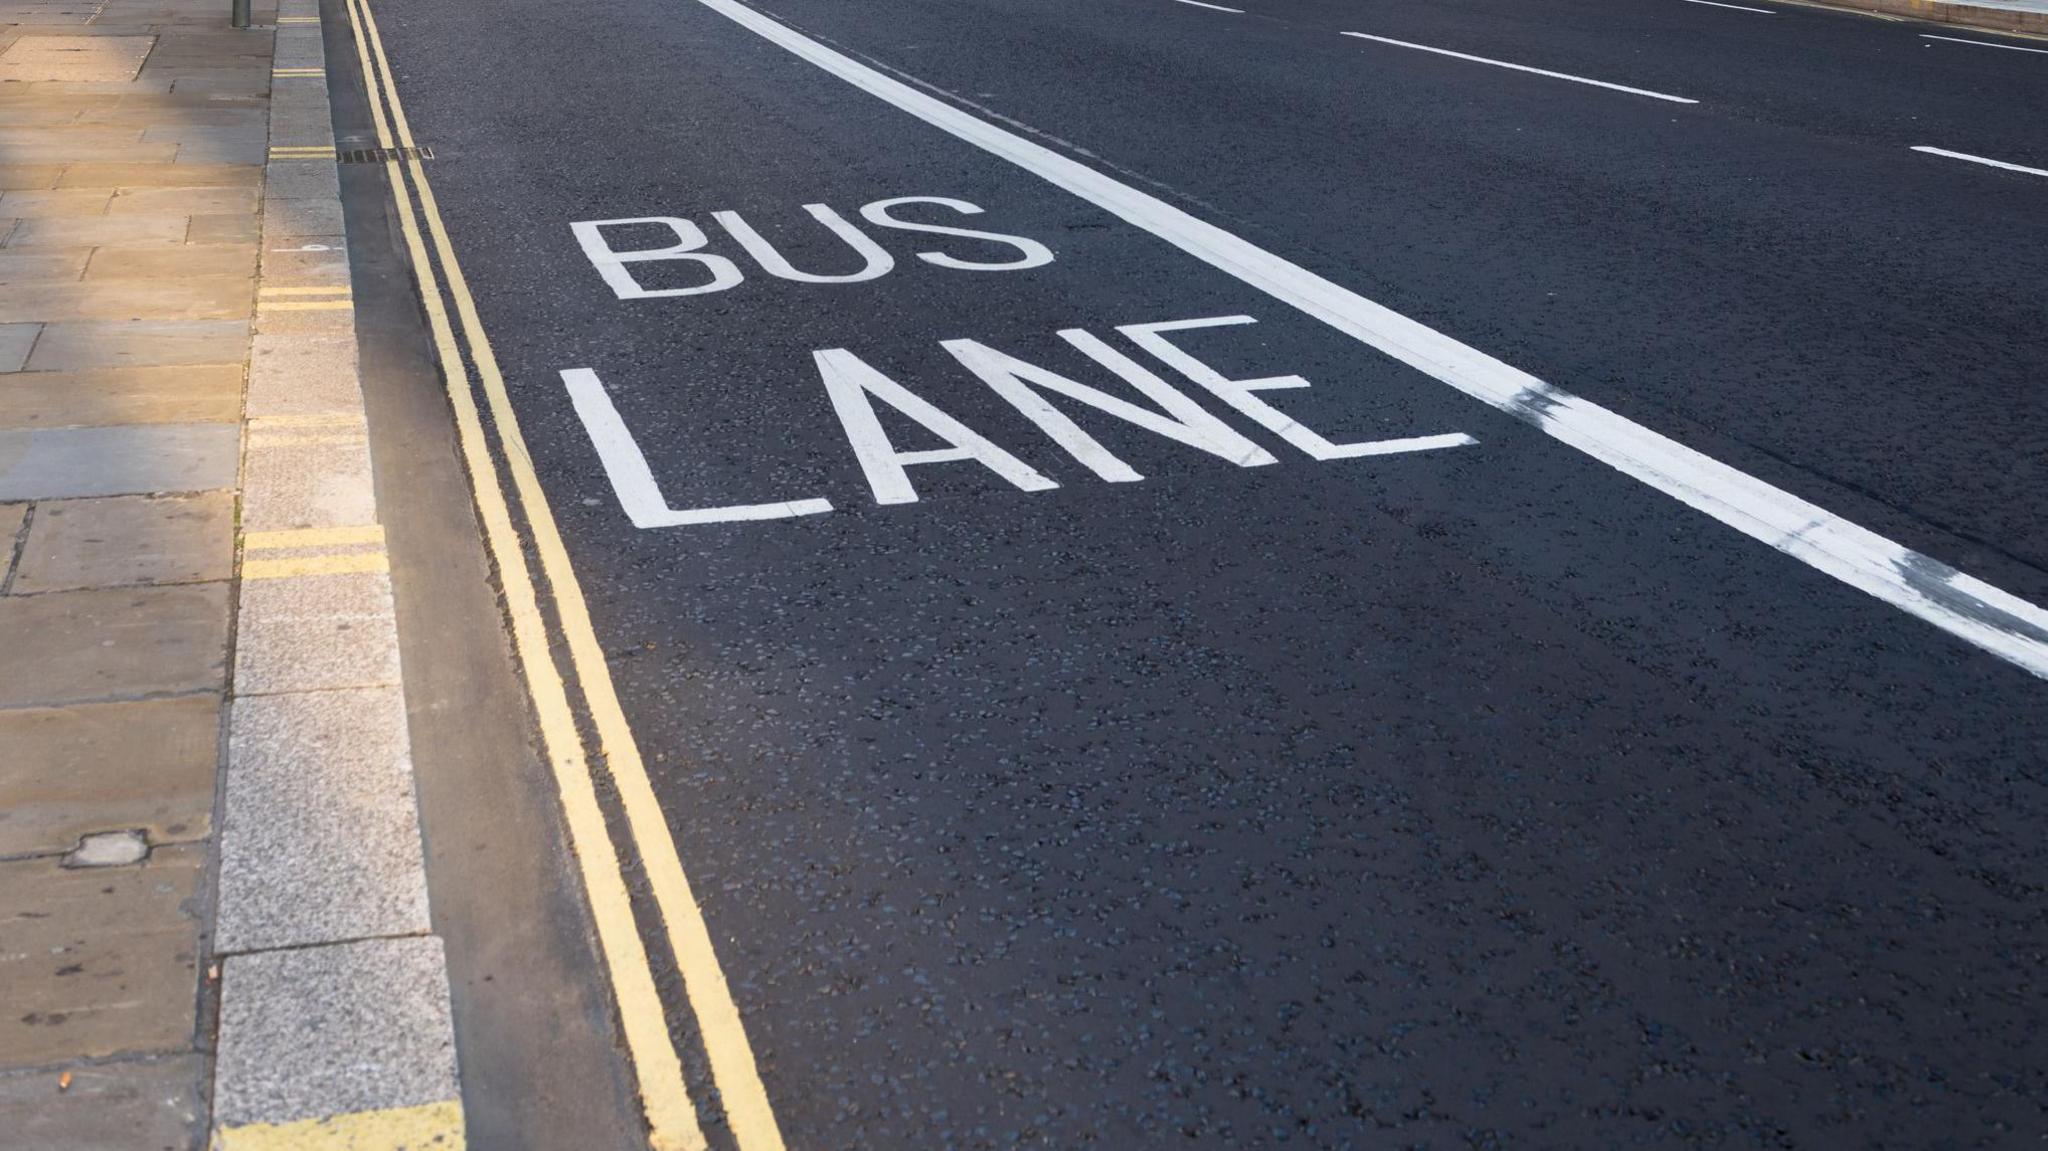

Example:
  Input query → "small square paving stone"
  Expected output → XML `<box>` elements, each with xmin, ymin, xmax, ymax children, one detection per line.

<box><xmin>13</xmin><ymin>492</ymin><xmax>233</xmax><ymax>593</ymax></box>
<box><xmin>262</xmin><ymin>196</ymin><xmax>341</xmax><ymax>238</ymax></box>
<box><xmin>0</xmin><ymin>694</ymin><xmax>219</xmax><ymax>857</ymax></box>
<box><xmin>245</xmin><ymin>333</ymin><xmax>361</xmax><ymax>419</ymax></box>
<box><xmin>234</xmin><ymin>570</ymin><xmax>401</xmax><ymax>695</ymax></box>
<box><xmin>216</xmin><ymin>937</ymin><xmax>458</xmax><ymax>1126</ymax></box>
<box><xmin>0</xmin><ymin>844</ymin><xmax>203</xmax><ymax>1065</ymax></box>
<box><xmin>240</xmin><ymin>437</ymin><xmax>376</xmax><ymax>532</ymax></box>
<box><xmin>0</xmin><ymin>583</ymin><xmax>228</xmax><ymax>707</ymax></box>
<box><xmin>217</xmin><ymin>685</ymin><xmax>430</xmax><ymax>952</ymax></box>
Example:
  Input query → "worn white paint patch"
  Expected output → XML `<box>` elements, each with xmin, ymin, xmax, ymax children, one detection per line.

<box><xmin>66</xmin><ymin>830</ymin><xmax>149</xmax><ymax>868</ymax></box>
<box><xmin>677</xmin><ymin>0</ymin><xmax>2048</xmax><ymax>680</ymax></box>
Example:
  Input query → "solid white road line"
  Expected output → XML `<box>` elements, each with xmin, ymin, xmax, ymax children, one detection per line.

<box><xmin>1677</xmin><ymin>0</ymin><xmax>1774</xmax><ymax>13</ymax></box>
<box><xmin>1911</xmin><ymin>145</ymin><xmax>2048</xmax><ymax>178</ymax></box>
<box><xmin>678</xmin><ymin>0</ymin><xmax>2048</xmax><ymax>681</ymax></box>
<box><xmin>1167</xmin><ymin>0</ymin><xmax>1245</xmax><ymax>12</ymax></box>
<box><xmin>1339</xmin><ymin>32</ymin><xmax>1700</xmax><ymax>103</ymax></box>
<box><xmin>1921</xmin><ymin>33</ymin><xmax>2048</xmax><ymax>55</ymax></box>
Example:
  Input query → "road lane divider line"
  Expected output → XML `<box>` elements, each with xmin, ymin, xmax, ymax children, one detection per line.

<box><xmin>684</xmin><ymin>0</ymin><xmax>2048</xmax><ymax>680</ymax></box>
<box><xmin>1166</xmin><ymin>0</ymin><xmax>1245</xmax><ymax>13</ymax></box>
<box><xmin>1676</xmin><ymin>0</ymin><xmax>1774</xmax><ymax>13</ymax></box>
<box><xmin>349</xmin><ymin>0</ymin><xmax>792</xmax><ymax>1146</ymax></box>
<box><xmin>1921</xmin><ymin>33</ymin><xmax>2048</xmax><ymax>53</ymax></box>
<box><xmin>338</xmin><ymin>1</ymin><xmax>713</xmax><ymax>1148</ymax></box>
<box><xmin>1338</xmin><ymin>32</ymin><xmax>1700</xmax><ymax>103</ymax></box>
<box><xmin>1911</xmin><ymin>145</ymin><xmax>2048</xmax><ymax>178</ymax></box>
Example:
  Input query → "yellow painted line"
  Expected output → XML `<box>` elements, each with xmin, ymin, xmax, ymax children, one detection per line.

<box><xmin>260</xmin><ymin>300</ymin><xmax>355</xmax><ymax>311</ymax></box>
<box><xmin>243</xmin><ymin>551</ymin><xmax>390</xmax><ymax>580</ymax></box>
<box><xmin>272</xmin><ymin>68</ymin><xmax>326</xmax><ymax>76</ymax></box>
<box><xmin>214</xmin><ymin>1099</ymin><xmax>463</xmax><ymax>1150</ymax></box>
<box><xmin>260</xmin><ymin>285</ymin><xmax>351</xmax><ymax>295</ymax></box>
<box><xmin>276</xmin><ymin>14</ymin><xmax>321</xmax><ymax>22</ymax></box>
<box><xmin>246</xmin><ymin>524</ymin><xmax>386</xmax><ymax>550</ymax></box>
<box><xmin>341</xmin><ymin>1</ymin><xmax>708</xmax><ymax>1147</ymax></box>
<box><xmin>269</xmin><ymin>148</ymin><xmax>335</xmax><ymax>158</ymax></box>
<box><xmin>248</xmin><ymin>431</ymin><xmax>368</xmax><ymax>446</ymax></box>
<box><xmin>354</xmin><ymin>1</ymin><xmax>790</xmax><ymax>1146</ymax></box>
<box><xmin>250</xmin><ymin>412</ymin><xmax>366</xmax><ymax>428</ymax></box>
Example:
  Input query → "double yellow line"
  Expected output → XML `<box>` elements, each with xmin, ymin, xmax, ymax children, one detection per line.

<box><xmin>339</xmin><ymin>4</ymin><xmax>788</xmax><ymax>1149</ymax></box>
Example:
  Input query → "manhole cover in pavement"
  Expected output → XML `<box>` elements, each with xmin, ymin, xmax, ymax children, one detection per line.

<box><xmin>0</xmin><ymin>35</ymin><xmax>155</xmax><ymax>82</ymax></box>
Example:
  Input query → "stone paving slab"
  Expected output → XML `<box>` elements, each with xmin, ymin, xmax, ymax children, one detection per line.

<box><xmin>0</xmin><ymin>582</ymin><xmax>227</xmax><ymax>707</ymax></box>
<box><xmin>0</xmin><ymin>187</ymin><xmax>114</xmax><ymax>215</ymax></box>
<box><xmin>56</xmin><ymin>161</ymin><xmax>261</xmax><ymax>188</ymax></box>
<box><xmin>0</xmin><ymin>422</ymin><xmax>240</xmax><ymax>499</ymax></box>
<box><xmin>239</xmin><ymin>435</ymin><xmax>377</xmax><ymax>531</ymax></box>
<box><xmin>0</xmin><ymin>694</ymin><xmax>218</xmax><ymax>858</ymax></box>
<box><xmin>84</xmin><ymin>241</ymin><xmax>257</xmax><ymax>279</ymax></box>
<box><xmin>0</xmin><ymin>499</ymin><xmax>24</xmax><ymax>555</ymax></box>
<box><xmin>0</xmin><ymin>246</ymin><xmax>91</xmax><ymax>280</ymax></box>
<box><xmin>216</xmin><ymin>684</ymin><xmax>431</xmax><ymax>953</ymax></box>
<box><xmin>4</xmin><ymin>212</ymin><xmax>189</xmax><ymax>246</ymax></box>
<box><xmin>24</xmin><ymin>317</ymin><xmax>246</xmax><ymax>370</ymax></box>
<box><xmin>215</xmin><ymin>937</ymin><xmax>462</xmax><ymax>1128</ymax></box>
<box><xmin>0</xmin><ymin>1054</ymin><xmax>206</xmax><ymax>1151</ymax></box>
<box><xmin>0</xmin><ymin>35</ymin><xmax>156</xmax><ymax>83</ymax></box>
<box><xmin>0</xmin><ymin>364</ymin><xmax>244</xmax><ymax>427</ymax></box>
<box><xmin>0</xmin><ymin>322</ymin><xmax>37</xmax><ymax>370</ymax></box>
<box><xmin>11</xmin><ymin>491</ymin><xmax>234</xmax><ymax>591</ymax></box>
<box><xmin>244</xmin><ymin>333</ymin><xmax>360</xmax><ymax>418</ymax></box>
<box><xmin>0</xmin><ymin>843</ymin><xmax>204</xmax><ymax>1064</ymax></box>
<box><xmin>0</xmin><ymin>274</ymin><xmax>252</xmax><ymax>322</ymax></box>
<box><xmin>234</xmin><ymin>570</ymin><xmax>402</xmax><ymax>696</ymax></box>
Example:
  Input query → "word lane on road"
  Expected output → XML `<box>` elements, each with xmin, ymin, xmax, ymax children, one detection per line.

<box><xmin>365</xmin><ymin>0</ymin><xmax>2048</xmax><ymax>1145</ymax></box>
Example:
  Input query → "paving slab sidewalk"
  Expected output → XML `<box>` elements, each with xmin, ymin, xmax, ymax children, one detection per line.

<box><xmin>0</xmin><ymin>0</ymin><xmax>465</xmax><ymax>1145</ymax></box>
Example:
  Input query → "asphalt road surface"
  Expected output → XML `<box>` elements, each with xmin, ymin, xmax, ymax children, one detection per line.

<box><xmin>339</xmin><ymin>0</ymin><xmax>2048</xmax><ymax>1146</ymax></box>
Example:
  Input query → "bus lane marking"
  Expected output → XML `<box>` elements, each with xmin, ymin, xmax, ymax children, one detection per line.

<box><xmin>668</xmin><ymin>0</ymin><xmax>2048</xmax><ymax>679</ymax></box>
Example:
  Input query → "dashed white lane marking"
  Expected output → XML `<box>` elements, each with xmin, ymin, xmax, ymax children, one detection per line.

<box><xmin>1921</xmin><ymin>33</ymin><xmax>2048</xmax><ymax>55</ymax></box>
<box><xmin>1911</xmin><ymin>145</ymin><xmax>2048</xmax><ymax>178</ymax></box>
<box><xmin>1677</xmin><ymin>0</ymin><xmax>1774</xmax><ymax>13</ymax></box>
<box><xmin>1166</xmin><ymin>0</ymin><xmax>1244</xmax><ymax>11</ymax></box>
<box><xmin>1339</xmin><ymin>32</ymin><xmax>1700</xmax><ymax>103</ymax></box>
<box><xmin>681</xmin><ymin>0</ymin><xmax>2048</xmax><ymax>680</ymax></box>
